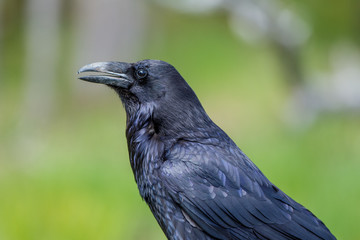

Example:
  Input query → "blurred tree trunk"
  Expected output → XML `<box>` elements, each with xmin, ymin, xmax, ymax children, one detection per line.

<box><xmin>20</xmin><ymin>0</ymin><xmax>61</xmax><ymax>126</ymax></box>
<box><xmin>355</xmin><ymin>1</ymin><xmax>360</xmax><ymax>45</ymax></box>
<box><xmin>15</xmin><ymin>0</ymin><xmax>61</xmax><ymax>158</ymax></box>
<box><xmin>0</xmin><ymin>0</ymin><xmax>3</xmax><ymax>87</ymax></box>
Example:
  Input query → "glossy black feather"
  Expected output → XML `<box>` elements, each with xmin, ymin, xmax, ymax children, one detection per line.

<box><xmin>80</xmin><ymin>60</ymin><xmax>336</xmax><ymax>240</ymax></box>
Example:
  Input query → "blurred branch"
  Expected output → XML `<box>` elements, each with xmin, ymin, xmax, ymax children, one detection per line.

<box><xmin>153</xmin><ymin>0</ymin><xmax>310</xmax><ymax>87</ymax></box>
<box><xmin>284</xmin><ymin>43</ymin><xmax>360</xmax><ymax>126</ymax></box>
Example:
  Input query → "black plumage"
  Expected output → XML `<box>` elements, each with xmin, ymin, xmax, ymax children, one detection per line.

<box><xmin>78</xmin><ymin>60</ymin><xmax>336</xmax><ymax>240</ymax></box>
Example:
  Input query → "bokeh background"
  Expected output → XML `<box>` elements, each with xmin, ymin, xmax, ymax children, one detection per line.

<box><xmin>1</xmin><ymin>0</ymin><xmax>360</xmax><ymax>239</ymax></box>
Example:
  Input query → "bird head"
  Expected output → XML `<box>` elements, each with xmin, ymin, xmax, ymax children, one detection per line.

<box><xmin>78</xmin><ymin>60</ymin><xmax>211</xmax><ymax>136</ymax></box>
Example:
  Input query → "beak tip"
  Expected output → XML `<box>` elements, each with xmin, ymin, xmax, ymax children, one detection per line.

<box><xmin>77</xmin><ymin>65</ymin><xmax>91</xmax><ymax>75</ymax></box>
<box><xmin>77</xmin><ymin>62</ymin><xmax>111</xmax><ymax>75</ymax></box>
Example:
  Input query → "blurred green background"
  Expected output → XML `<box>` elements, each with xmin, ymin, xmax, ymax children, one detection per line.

<box><xmin>1</xmin><ymin>0</ymin><xmax>360</xmax><ymax>239</ymax></box>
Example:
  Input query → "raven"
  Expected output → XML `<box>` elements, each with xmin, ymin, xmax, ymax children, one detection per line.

<box><xmin>78</xmin><ymin>60</ymin><xmax>336</xmax><ymax>240</ymax></box>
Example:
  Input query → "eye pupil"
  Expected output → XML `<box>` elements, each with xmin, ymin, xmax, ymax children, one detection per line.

<box><xmin>136</xmin><ymin>68</ymin><xmax>148</xmax><ymax>79</ymax></box>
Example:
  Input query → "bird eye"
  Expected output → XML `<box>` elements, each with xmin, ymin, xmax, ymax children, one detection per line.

<box><xmin>135</xmin><ymin>68</ymin><xmax>148</xmax><ymax>79</ymax></box>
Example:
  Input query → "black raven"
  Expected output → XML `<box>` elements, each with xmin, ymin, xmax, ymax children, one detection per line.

<box><xmin>78</xmin><ymin>60</ymin><xmax>336</xmax><ymax>240</ymax></box>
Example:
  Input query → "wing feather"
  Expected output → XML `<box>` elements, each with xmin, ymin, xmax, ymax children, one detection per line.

<box><xmin>161</xmin><ymin>142</ymin><xmax>335</xmax><ymax>240</ymax></box>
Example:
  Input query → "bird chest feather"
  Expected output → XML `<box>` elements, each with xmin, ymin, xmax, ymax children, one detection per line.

<box><xmin>125</xmin><ymin>105</ymin><xmax>166</xmax><ymax>202</ymax></box>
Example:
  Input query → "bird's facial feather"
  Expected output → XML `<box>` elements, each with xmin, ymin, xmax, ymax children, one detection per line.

<box><xmin>127</xmin><ymin>60</ymin><xmax>170</xmax><ymax>104</ymax></box>
<box><xmin>78</xmin><ymin>59</ymin><xmax>193</xmax><ymax>106</ymax></box>
<box><xmin>78</xmin><ymin>59</ymin><xmax>209</xmax><ymax>135</ymax></box>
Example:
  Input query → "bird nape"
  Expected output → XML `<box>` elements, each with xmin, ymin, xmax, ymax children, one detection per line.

<box><xmin>77</xmin><ymin>60</ymin><xmax>336</xmax><ymax>240</ymax></box>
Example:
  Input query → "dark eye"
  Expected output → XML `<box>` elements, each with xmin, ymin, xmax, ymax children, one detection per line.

<box><xmin>135</xmin><ymin>68</ymin><xmax>148</xmax><ymax>79</ymax></box>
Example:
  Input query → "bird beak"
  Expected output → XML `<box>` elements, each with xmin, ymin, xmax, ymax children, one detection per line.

<box><xmin>77</xmin><ymin>62</ymin><xmax>133</xmax><ymax>88</ymax></box>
